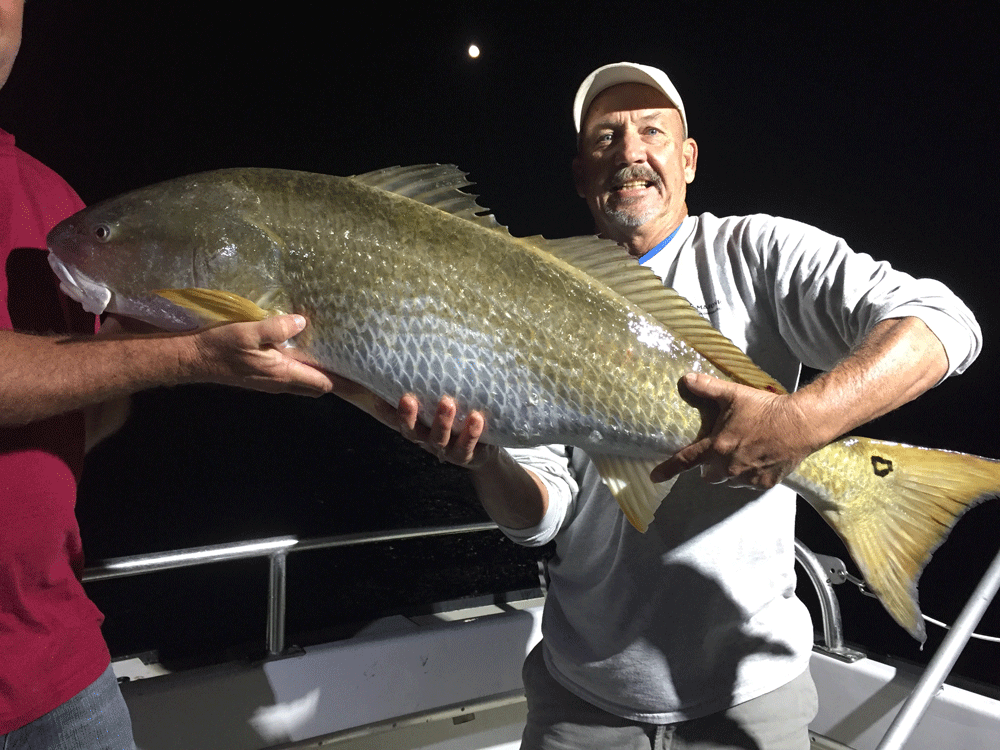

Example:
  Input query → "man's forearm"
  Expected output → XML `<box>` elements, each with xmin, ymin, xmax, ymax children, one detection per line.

<box><xmin>1</xmin><ymin>315</ymin><xmax>333</xmax><ymax>427</ymax></box>
<box><xmin>790</xmin><ymin>316</ymin><xmax>949</xmax><ymax>446</ymax></box>
<box><xmin>652</xmin><ymin>316</ymin><xmax>952</xmax><ymax>488</ymax></box>
<box><xmin>0</xmin><ymin>329</ymin><xmax>190</xmax><ymax>425</ymax></box>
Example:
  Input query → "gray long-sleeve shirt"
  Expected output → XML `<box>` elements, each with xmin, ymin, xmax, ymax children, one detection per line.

<box><xmin>500</xmin><ymin>212</ymin><xmax>981</xmax><ymax>723</ymax></box>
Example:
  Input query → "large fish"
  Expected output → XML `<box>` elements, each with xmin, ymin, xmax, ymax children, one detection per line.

<box><xmin>47</xmin><ymin>164</ymin><xmax>999</xmax><ymax>642</ymax></box>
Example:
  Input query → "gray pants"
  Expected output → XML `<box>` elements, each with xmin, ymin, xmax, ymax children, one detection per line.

<box><xmin>1</xmin><ymin>665</ymin><xmax>136</xmax><ymax>750</ymax></box>
<box><xmin>520</xmin><ymin>643</ymin><xmax>817</xmax><ymax>750</ymax></box>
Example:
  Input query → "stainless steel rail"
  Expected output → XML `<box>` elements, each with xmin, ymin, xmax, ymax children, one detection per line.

<box><xmin>82</xmin><ymin>526</ymin><xmax>1000</xmax><ymax>750</ymax></box>
<box><xmin>875</xmin><ymin>542</ymin><xmax>1000</xmax><ymax>750</ymax></box>
<box><xmin>83</xmin><ymin>525</ymin><xmax>849</xmax><ymax>660</ymax></box>
<box><xmin>82</xmin><ymin>521</ymin><xmax>498</xmax><ymax>655</ymax></box>
<box><xmin>793</xmin><ymin>539</ymin><xmax>864</xmax><ymax>662</ymax></box>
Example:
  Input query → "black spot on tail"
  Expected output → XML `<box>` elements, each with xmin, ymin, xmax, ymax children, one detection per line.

<box><xmin>871</xmin><ymin>456</ymin><xmax>894</xmax><ymax>477</ymax></box>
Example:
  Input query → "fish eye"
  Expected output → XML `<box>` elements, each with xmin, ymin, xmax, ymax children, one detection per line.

<box><xmin>93</xmin><ymin>224</ymin><xmax>112</xmax><ymax>242</ymax></box>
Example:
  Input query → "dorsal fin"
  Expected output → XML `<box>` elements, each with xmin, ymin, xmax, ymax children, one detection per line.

<box><xmin>351</xmin><ymin>164</ymin><xmax>501</xmax><ymax>231</ymax></box>
<box><xmin>535</xmin><ymin>235</ymin><xmax>788</xmax><ymax>394</ymax></box>
<box><xmin>353</xmin><ymin>164</ymin><xmax>785</xmax><ymax>394</ymax></box>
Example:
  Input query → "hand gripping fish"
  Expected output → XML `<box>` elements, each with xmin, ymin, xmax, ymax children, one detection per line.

<box><xmin>47</xmin><ymin>164</ymin><xmax>1000</xmax><ymax>642</ymax></box>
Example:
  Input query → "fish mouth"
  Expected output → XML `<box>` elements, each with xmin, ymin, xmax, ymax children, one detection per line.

<box><xmin>47</xmin><ymin>252</ymin><xmax>112</xmax><ymax>315</ymax></box>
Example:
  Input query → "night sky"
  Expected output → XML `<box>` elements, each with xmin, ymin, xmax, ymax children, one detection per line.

<box><xmin>4</xmin><ymin>2</ymin><xmax>998</xmax><ymax>682</ymax></box>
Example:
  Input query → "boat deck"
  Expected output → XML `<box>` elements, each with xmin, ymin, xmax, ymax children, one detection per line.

<box><xmin>88</xmin><ymin>526</ymin><xmax>1000</xmax><ymax>750</ymax></box>
<box><xmin>112</xmin><ymin>595</ymin><xmax>1000</xmax><ymax>750</ymax></box>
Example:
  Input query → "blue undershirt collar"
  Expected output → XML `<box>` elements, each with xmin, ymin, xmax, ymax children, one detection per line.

<box><xmin>637</xmin><ymin>223</ymin><xmax>683</xmax><ymax>265</ymax></box>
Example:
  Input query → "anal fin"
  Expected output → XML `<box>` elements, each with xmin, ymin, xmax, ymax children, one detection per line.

<box><xmin>590</xmin><ymin>455</ymin><xmax>675</xmax><ymax>533</ymax></box>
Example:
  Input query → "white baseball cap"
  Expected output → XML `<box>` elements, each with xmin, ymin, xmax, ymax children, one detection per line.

<box><xmin>573</xmin><ymin>62</ymin><xmax>688</xmax><ymax>137</ymax></box>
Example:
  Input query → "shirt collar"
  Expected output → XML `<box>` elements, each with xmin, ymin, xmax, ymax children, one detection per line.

<box><xmin>637</xmin><ymin>223</ymin><xmax>683</xmax><ymax>265</ymax></box>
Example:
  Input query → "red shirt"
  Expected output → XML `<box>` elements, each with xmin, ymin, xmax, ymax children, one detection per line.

<box><xmin>0</xmin><ymin>129</ymin><xmax>110</xmax><ymax>732</ymax></box>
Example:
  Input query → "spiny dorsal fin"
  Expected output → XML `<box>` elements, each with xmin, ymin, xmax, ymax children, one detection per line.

<box><xmin>351</xmin><ymin>164</ymin><xmax>501</xmax><ymax>231</ymax></box>
<box><xmin>534</xmin><ymin>236</ymin><xmax>788</xmax><ymax>394</ymax></box>
<box><xmin>353</xmin><ymin>165</ymin><xmax>783</xmax><ymax>393</ymax></box>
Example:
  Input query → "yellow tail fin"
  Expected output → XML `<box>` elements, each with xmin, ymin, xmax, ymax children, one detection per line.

<box><xmin>791</xmin><ymin>438</ymin><xmax>1000</xmax><ymax>642</ymax></box>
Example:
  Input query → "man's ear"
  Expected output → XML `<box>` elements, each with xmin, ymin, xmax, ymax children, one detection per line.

<box><xmin>683</xmin><ymin>138</ymin><xmax>698</xmax><ymax>184</ymax></box>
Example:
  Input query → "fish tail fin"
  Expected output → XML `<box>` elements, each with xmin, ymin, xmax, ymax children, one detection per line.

<box><xmin>794</xmin><ymin>438</ymin><xmax>1000</xmax><ymax>642</ymax></box>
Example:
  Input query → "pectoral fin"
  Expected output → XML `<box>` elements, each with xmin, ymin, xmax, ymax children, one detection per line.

<box><xmin>590</xmin><ymin>455</ymin><xmax>676</xmax><ymax>532</ymax></box>
<box><xmin>155</xmin><ymin>288</ymin><xmax>271</xmax><ymax>323</ymax></box>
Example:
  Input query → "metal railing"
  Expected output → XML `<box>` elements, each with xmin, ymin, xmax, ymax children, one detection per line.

<box><xmin>874</xmin><ymin>542</ymin><xmax>1000</xmax><ymax>750</ymax></box>
<box><xmin>793</xmin><ymin>539</ymin><xmax>864</xmax><ymax>662</ymax></box>
<box><xmin>84</xmin><ymin>525</ymin><xmax>847</xmax><ymax>658</ymax></box>
<box><xmin>82</xmin><ymin>520</ymin><xmax>498</xmax><ymax>656</ymax></box>
<box><xmin>83</xmin><ymin>525</ymin><xmax>1000</xmax><ymax>749</ymax></box>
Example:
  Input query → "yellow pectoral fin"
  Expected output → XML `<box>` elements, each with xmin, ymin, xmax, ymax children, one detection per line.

<box><xmin>155</xmin><ymin>288</ymin><xmax>271</xmax><ymax>324</ymax></box>
<box><xmin>589</xmin><ymin>455</ymin><xmax>676</xmax><ymax>533</ymax></box>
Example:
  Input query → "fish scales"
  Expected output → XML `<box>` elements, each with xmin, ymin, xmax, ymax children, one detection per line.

<box><xmin>46</xmin><ymin>164</ymin><xmax>1000</xmax><ymax>642</ymax></box>
<box><xmin>221</xmin><ymin>170</ymin><xmax>709</xmax><ymax>456</ymax></box>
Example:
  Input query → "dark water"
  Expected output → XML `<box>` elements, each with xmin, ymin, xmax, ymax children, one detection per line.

<box><xmin>78</xmin><ymin>385</ymin><xmax>1000</xmax><ymax>692</ymax></box>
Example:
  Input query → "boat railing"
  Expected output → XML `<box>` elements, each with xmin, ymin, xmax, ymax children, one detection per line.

<box><xmin>83</xmin><ymin>525</ymin><xmax>852</xmax><ymax>658</ymax></box>
<box><xmin>82</xmin><ymin>521</ymin><xmax>499</xmax><ymax>657</ymax></box>
<box><xmin>82</xmin><ymin>525</ymin><xmax>1000</xmax><ymax>750</ymax></box>
<box><xmin>793</xmin><ymin>539</ymin><xmax>865</xmax><ymax>662</ymax></box>
<box><xmin>873</xmin><ymin>542</ymin><xmax>1000</xmax><ymax>750</ymax></box>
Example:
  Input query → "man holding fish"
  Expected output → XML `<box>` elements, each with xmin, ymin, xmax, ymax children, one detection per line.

<box><xmin>20</xmin><ymin>22</ymin><xmax>988</xmax><ymax>745</ymax></box>
<box><xmin>354</xmin><ymin>63</ymin><xmax>982</xmax><ymax>749</ymax></box>
<box><xmin>0</xmin><ymin>1</ymin><xmax>334</xmax><ymax>745</ymax></box>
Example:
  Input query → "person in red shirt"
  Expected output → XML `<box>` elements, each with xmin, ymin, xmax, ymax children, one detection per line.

<box><xmin>0</xmin><ymin>2</ymin><xmax>334</xmax><ymax>746</ymax></box>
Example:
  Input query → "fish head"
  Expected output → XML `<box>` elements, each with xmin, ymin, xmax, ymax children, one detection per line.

<box><xmin>47</xmin><ymin>170</ymin><xmax>287</xmax><ymax>330</ymax></box>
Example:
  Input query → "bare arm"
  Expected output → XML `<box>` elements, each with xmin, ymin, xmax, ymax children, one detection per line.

<box><xmin>0</xmin><ymin>314</ymin><xmax>334</xmax><ymax>427</ymax></box>
<box><xmin>651</xmin><ymin>317</ymin><xmax>949</xmax><ymax>488</ymax></box>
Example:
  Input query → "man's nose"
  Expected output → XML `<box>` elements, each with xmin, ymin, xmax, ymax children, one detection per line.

<box><xmin>615</xmin><ymin>130</ymin><xmax>646</xmax><ymax>165</ymax></box>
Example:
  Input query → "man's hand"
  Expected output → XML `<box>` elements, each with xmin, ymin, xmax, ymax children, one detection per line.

<box><xmin>395</xmin><ymin>393</ymin><xmax>498</xmax><ymax>469</ymax></box>
<box><xmin>650</xmin><ymin>318</ymin><xmax>950</xmax><ymax>490</ymax></box>
<box><xmin>327</xmin><ymin>379</ymin><xmax>547</xmax><ymax>528</ymax></box>
<box><xmin>650</xmin><ymin>372</ymin><xmax>819</xmax><ymax>489</ymax></box>
<box><xmin>190</xmin><ymin>314</ymin><xmax>335</xmax><ymax>397</ymax></box>
<box><xmin>328</xmin><ymin>376</ymin><xmax>497</xmax><ymax>469</ymax></box>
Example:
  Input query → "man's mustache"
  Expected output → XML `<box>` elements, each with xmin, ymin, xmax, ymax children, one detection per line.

<box><xmin>608</xmin><ymin>165</ymin><xmax>662</xmax><ymax>189</ymax></box>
